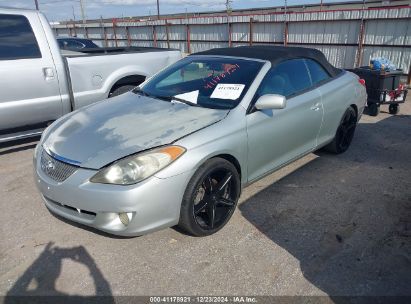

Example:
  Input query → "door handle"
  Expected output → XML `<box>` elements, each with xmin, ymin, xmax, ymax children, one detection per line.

<box><xmin>43</xmin><ymin>67</ymin><xmax>55</xmax><ymax>81</ymax></box>
<box><xmin>310</xmin><ymin>102</ymin><xmax>321</xmax><ymax>111</ymax></box>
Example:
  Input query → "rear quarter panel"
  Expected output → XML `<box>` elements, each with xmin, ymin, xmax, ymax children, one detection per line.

<box><xmin>316</xmin><ymin>71</ymin><xmax>367</xmax><ymax>146</ymax></box>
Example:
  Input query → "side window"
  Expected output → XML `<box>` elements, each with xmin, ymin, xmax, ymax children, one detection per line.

<box><xmin>0</xmin><ymin>14</ymin><xmax>42</xmax><ymax>60</ymax></box>
<box><xmin>57</xmin><ymin>40</ymin><xmax>65</xmax><ymax>48</ymax></box>
<box><xmin>305</xmin><ymin>59</ymin><xmax>330</xmax><ymax>85</ymax></box>
<box><xmin>255</xmin><ymin>59</ymin><xmax>312</xmax><ymax>99</ymax></box>
<box><xmin>66</xmin><ymin>40</ymin><xmax>85</xmax><ymax>49</ymax></box>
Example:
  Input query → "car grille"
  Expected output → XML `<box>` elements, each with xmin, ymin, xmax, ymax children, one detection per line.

<box><xmin>40</xmin><ymin>149</ymin><xmax>78</xmax><ymax>182</ymax></box>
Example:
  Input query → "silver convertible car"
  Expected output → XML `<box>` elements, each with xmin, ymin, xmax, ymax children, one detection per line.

<box><xmin>34</xmin><ymin>46</ymin><xmax>367</xmax><ymax>236</ymax></box>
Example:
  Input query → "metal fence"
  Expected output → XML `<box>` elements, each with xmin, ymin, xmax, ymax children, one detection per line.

<box><xmin>53</xmin><ymin>5</ymin><xmax>411</xmax><ymax>75</ymax></box>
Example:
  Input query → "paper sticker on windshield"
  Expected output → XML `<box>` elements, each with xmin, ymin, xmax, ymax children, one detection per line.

<box><xmin>174</xmin><ymin>90</ymin><xmax>199</xmax><ymax>104</ymax></box>
<box><xmin>210</xmin><ymin>84</ymin><xmax>245</xmax><ymax>100</ymax></box>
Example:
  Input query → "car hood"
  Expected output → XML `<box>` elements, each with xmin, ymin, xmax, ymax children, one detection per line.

<box><xmin>43</xmin><ymin>93</ymin><xmax>228</xmax><ymax>169</ymax></box>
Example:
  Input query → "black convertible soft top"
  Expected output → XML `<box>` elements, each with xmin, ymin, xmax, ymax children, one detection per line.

<box><xmin>193</xmin><ymin>46</ymin><xmax>342</xmax><ymax>77</ymax></box>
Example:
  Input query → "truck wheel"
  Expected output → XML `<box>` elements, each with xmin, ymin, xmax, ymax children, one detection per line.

<box><xmin>367</xmin><ymin>103</ymin><xmax>380</xmax><ymax>116</ymax></box>
<box><xmin>109</xmin><ymin>85</ymin><xmax>136</xmax><ymax>98</ymax></box>
<box><xmin>388</xmin><ymin>104</ymin><xmax>399</xmax><ymax>115</ymax></box>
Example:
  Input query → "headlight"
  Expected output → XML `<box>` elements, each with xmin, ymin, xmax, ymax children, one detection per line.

<box><xmin>90</xmin><ymin>145</ymin><xmax>185</xmax><ymax>185</ymax></box>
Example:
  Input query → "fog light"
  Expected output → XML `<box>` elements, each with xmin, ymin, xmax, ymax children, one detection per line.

<box><xmin>118</xmin><ymin>212</ymin><xmax>133</xmax><ymax>226</ymax></box>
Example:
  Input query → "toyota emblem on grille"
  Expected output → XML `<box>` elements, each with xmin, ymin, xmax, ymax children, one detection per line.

<box><xmin>42</xmin><ymin>159</ymin><xmax>56</xmax><ymax>173</ymax></box>
<box><xmin>40</xmin><ymin>149</ymin><xmax>78</xmax><ymax>182</ymax></box>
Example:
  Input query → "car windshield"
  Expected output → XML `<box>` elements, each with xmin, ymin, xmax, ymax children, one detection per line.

<box><xmin>138</xmin><ymin>56</ymin><xmax>264</xmax><ymax>110</ymax></box>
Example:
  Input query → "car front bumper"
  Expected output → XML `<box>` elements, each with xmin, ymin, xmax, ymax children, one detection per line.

<box><xmin>33</xmin><ymin>146</ymin><xmax>194</xmax><ymax>236</ymax></box>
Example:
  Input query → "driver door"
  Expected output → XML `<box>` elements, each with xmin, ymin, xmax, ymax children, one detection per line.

<box><xmin>246</xmin><ymin>59</ymin><xmax>323</xmax><ymax>182</ymax></box>
<box><xmin>0</xmin><ymin>13</ymin><xmax>63</xmax><ymax>132</ymax></box>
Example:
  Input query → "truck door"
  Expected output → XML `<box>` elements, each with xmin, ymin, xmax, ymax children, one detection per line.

<box><xmin>0</xmin><ymin>13</ymin><xmax>63</xmax><ymax>132</ymax></box>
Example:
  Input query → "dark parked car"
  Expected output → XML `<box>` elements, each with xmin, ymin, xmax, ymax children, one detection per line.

<box><xmin>57</xmin><ymin>37</ymin><xmax>99</xmax><ymax>51</ymax></box>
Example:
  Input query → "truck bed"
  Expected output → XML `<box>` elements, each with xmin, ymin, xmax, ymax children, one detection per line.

<box><xmin>62</xmin><ymin>46</ymin><xmax>178</xmax><ymax>58</ymax></box>
<box><xmin>64</xmin><ymin>48</ymin><xmax>181</xmax><ymax>108</ymax></box>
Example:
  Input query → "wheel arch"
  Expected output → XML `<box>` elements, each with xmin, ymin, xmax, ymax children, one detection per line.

<box><xmin>337</xmin><ymin>104</ymin><xmax>358</xmax><ymax>126</ymax></box>
<box><xmin>210</xmin><ymin>153</ymin><xmax>242</xmax><ymax>183</ymax></box>
<box><xmin>350</xmin><ymin>104</ymin><xmax>358</xmax><ymax>120</ymax></box>
<box><xmin>109</xmin><ymin>75</ymin><xmax>146</xmax><ymax>96</ymax></box>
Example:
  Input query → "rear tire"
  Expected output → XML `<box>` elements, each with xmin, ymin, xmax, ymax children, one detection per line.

<box><xmin>367</xmin><ymin>103</ymin><xmax>380</xmax><ymax>116</ymax></box>
<box><xmin>109</xmin><ymin>85</ymin><xmax>136</xmax><ymax>98</ymax></box>
<box><xmin>178</xmin><ymin>158</ymin><xmax>241</xmax><ymax>237</ymax></box>
<box><xmin>388</xmin><ymin>104</ymin><xmax>399</xmax><ymax>115</ymax></box>
<box><xmin>324</xmin><ymin>106</ymin><xmax>357</xmax><ymax>154</ymax></box>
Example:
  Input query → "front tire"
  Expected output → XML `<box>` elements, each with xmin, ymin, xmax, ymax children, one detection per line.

<box><xmin>324</xmin><ymin>106</ymin><xmax>357</xmax><ymax>154</ymax></box>
<box><xmin>178</xmin><ymin>158</ymin><xmax>241</xmax><ymax>237</ymax></box>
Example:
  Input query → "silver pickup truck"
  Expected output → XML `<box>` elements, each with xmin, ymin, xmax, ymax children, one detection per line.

<box><xmin>0</xmin><ymin>8</ymin><xmax>182</xmax><ymax>142</ymax></box>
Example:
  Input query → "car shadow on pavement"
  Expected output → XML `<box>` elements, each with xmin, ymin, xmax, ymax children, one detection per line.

<box><xmin>239</xmin><ymin>115</ymin><xmax>411</xmax><ymax>299</ymax></box>
<box><xmin>4</xmin><ymin>242</ymin><xmax>114</xmax><ymax>304</ymax></box>
<box><xmin>0</xmin><ymin>137</ymin><xmax>40</xmax><ymax>156</ymax></box>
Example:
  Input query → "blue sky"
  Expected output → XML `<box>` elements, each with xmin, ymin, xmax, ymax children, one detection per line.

<box><xmin>1</xmin><ymin>0</ymin><xmax>353</xmax><ymax>22</ymax></box>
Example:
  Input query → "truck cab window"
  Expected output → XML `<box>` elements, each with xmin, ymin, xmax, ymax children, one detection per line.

<box><xmin>0</xmin><ymin>14</ymin><xmax>42</xmax><ymax>60</ymax></box>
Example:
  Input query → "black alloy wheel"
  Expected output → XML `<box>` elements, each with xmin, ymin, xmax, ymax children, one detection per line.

<box><xmin>178</xmin><ymin>158</ymin><xmax>240</xmax><ymax>236</ymax></box>
<box><xmin>324</xmin><ymin>106</ymin><xmax>357</xmax><ymax>154</ymax></box>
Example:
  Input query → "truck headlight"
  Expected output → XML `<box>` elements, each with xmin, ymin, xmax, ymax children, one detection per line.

<box><xmin>90</xmin><ymin>146</ymin><xmax>185</xmax><ymax>185</ymax></box>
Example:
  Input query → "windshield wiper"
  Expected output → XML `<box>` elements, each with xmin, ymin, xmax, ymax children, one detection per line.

<box><xmin>133</xmin><ymin>89</ymin><xmax>199</xmax><ymax>107</ymax></box>
<box><xmin>155</xmin><ymin>95</ymin><xmax>199</xmax><ymax>107</ymax></box>
<box><xmin>168</xmin><ymin>96</ymin><xmax>199</xmax><ymax>107</ymax></box>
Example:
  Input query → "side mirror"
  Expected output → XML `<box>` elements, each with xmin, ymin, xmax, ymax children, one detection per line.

<box><xmin>254</xmin><ymin>94</ymin><xmax>286</xmax><ymax>110</ymax></box>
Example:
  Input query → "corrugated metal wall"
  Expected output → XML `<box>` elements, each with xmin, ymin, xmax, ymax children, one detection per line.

<box><xmin>288</xmin><ymin>21</ymin><xmax>360</xmax><ymax>44</ymax></box>
<box><xmin>54</xmin><ymin>6</ymin><xmax>411</xmax><ymax>72</ymax></box>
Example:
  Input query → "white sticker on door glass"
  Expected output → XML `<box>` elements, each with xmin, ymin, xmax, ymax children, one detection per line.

<box><xmin>210</xmin><ymin>84</ymin><xmax>245</xmax><ymax>100</ymax></box>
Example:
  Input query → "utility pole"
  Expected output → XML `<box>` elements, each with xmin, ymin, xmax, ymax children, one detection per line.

<box><xmin>284</xmin><ymin>0</ymin><xmax>288</xmax><ymax>46</ymax></box>
<box><xmin>80</xmin><ymin>0</ymin><xmax>86</xmax><ymax>24</ymax></box>
<box><xmin>34</xmin><ymin>0</ymin><xmax>39</xmax><ymax>10</ymax></box>
<box><xmin>225</xmin><ymin>0</ymin><xmax>232</xmax><ymax>14</ymax></box>
<box><xmin>226</xmin><ymin>0</ymin><xmax>232</xmax><ymax>47</ymax></box>
<box><xmin>284</xmin><ymin>0</ymin><xmax>287</xmax><ymax>17</ymax></box>
<box><xmin>156</xmin><ymin>0</ymin><xmax>160</xmax><ymax>19</ymax></box>
<box><xmin>72</xmin><ymin>5</ymin><xmax>76</xmax><ymax>21</ymax></box>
